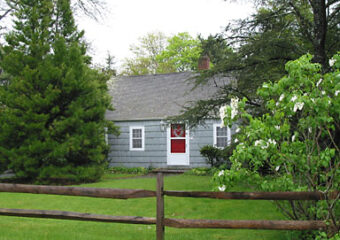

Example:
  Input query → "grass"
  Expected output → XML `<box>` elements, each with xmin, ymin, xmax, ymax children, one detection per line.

<box><xmin>0</xmin><ymin>174</ymin><xmax>294</xmax><ymax>240</ymax></box>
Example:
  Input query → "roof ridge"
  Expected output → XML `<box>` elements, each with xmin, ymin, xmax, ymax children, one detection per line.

<box><xmin>116</xmin><ymin>71</ymin><xmax>194</xmax><ymax>79</ymax></box>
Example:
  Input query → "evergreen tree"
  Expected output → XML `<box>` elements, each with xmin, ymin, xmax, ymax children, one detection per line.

<box><xmin>174</xmin><ymin>0</ymin><xmax>340</xmax><ymax>126</ymax></box>
<box><xmin>0</xmin><ymin>0</ymin><xmax>118</xmax><ymax>183</ymax></box>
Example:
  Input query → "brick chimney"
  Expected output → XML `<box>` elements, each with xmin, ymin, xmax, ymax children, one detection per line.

<box><xmin>198</xmin><ymin>55</ymin><xmax>210</xmax><ymax>70</ymax></box>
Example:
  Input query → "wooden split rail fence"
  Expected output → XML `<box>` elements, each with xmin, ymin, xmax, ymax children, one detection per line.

<box><xmin>0</xmin><ymin>172</ymin><xmax>338</xmax><ymax>240</ymax></box>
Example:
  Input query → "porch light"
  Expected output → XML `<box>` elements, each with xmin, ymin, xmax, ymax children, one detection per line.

<box><xmin>160</xmin><ymin>120</ymin><xmax>167</xmax><ymax>131</ymax></box>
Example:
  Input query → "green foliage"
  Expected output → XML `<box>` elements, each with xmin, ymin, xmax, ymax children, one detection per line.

<box><xmin>120</xmin><ymin>31</ymin><xmax>167</xmax><ymax>76</ymax></box>
<box><xmin>215</xmin><ymin>53</ymin><xmax>340</xmax><ymax>238</ymax></box>
<box><xmin>177</xmin><ymin>0</ymin><xmax>340</xmax><ymax>127</ymax></box>
<box><xmin>120</xmin><ymin>32</ymin><xmax>202</xmax><ymax>76</ymax></box>
<box><xmin>104</xmin><ymin>52</ymin><xmax>116</xmax><ymax>77</ymax></box>
<box><xmin>107</xmin><ymin>167</ymin><xmax>150</xmax><ymax>175</ymax></box>
<box><xmin>184</xmin><ymin>167</ymin><xmax>216</xmax><ymax>176</ymax></box>
<box><xmin>156</xmin><ymin>32</ymin><xmax>202</xmax><ymax>72</ymax></box>
<box><xmin>199</xmin><ymin>145</ymin><xmax>233</xmax><ymax>168</ymax></box>
<box><xmin>0</xmin><ymin>0</ymin><xmax>118</xmax><ymax>184</ymax></box>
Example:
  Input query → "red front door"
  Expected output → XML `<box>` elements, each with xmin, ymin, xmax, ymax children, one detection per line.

<box><xmin>167</xmin><ymin>124</ymin><xmax>189</xmax><ymax>165</ymax></box>
<box><xmin>171</xmin><ymin>124</ymin><xmax>186</xmax><ymax>153</ymax></box>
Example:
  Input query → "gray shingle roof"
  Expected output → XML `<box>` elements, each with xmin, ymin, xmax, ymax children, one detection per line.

<box><xmin>106</xmin><ymin>72</ymin><xmax>231</xmax><ymax>121</ymax></box>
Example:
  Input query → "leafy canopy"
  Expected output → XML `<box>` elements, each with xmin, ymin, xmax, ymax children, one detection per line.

<box><xmin>176</xmin><ymin>0</ymin><xmax>340</xmax><ymax>126</ymax></box>
<box><xmin>120</xmin><ymin>32</ymin><xmax>202</xmax><ymax>76</ymax></box>
<box><xmin>215</xmin><ymin>54</ymin><xmax>340</xmax><ymax>238</ymax></box>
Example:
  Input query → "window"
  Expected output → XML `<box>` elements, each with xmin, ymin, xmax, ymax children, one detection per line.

<box><xmin>130</xmin><ymin>126</ymin><xmax>145</xmax><ymax>151</ymax></box>
<box><xmin>213</xmin><ymin>124</ymin><xmax>231</xmax><ymax>148</ymax></box>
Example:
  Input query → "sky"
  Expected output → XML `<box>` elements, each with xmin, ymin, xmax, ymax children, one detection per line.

<box><xmin>77</xmin><ymin>0</ymin><xmax>255</xmax><ymax>71</ymax></box>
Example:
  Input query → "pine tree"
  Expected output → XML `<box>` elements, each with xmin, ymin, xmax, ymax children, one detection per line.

<box><xmin>0</xmin><ymin>0</ymin><xmax>117</xmax><ymax>183</ymax></box>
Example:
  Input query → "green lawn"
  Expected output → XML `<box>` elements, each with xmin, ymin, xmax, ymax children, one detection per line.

<box><xmin>0</xmin><ymin>174</ymin><xmax>294</xmax><ymax>240</ymax></box>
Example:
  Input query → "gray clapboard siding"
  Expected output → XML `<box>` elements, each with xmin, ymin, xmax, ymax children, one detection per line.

<box><xmin>107</xmin><ymin>119</ymin><xmax>229</xmax><ymax>168</ymax></box>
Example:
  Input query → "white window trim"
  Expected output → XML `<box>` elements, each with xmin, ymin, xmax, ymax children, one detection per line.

<box><xmin>213</xmin><ymin>123</ymin><xmax>231</xmax><ymax>148</ymax></box>
<box><xmin>129</xmin><ymin>126</ymin><xmax>145</xmax><ymax>151</ymax></box>
<box><xmin>104</xmin><ymin>127</ymin><xmax>108</xmax><ymax>145</ymax></box>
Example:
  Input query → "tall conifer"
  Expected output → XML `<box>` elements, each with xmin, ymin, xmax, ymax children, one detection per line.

<box><xmin>0</xmin><ymin>0</ymin><xmax>117</xmax><ymax>183</ymax></box>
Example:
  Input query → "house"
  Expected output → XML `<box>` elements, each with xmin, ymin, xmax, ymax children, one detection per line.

<box><xmin>106</xmin><ymin>59</ymin><xmax>237</xmax><ymax>168</ymax></box>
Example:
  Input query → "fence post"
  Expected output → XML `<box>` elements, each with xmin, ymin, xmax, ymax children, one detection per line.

<box><xmin>156</xmin><ymin>172</ymin><xmax>165</xmax><ymax>240</ymax></box>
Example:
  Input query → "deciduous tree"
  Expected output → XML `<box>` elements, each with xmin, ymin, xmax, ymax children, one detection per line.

<box><xmin>121</xmin><ymin>32</ymin><xmax>203</xmax><ymax>76</ymax></box>
<box><xmin>176</xmin><ymin>0</ymin><xmax>340</xmax><ymax>126</ymax></box>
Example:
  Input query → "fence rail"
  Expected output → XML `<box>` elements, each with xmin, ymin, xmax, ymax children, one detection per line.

<box><xmin>0</xmin><ymin>183</ymin><xmax>156</xmax><ymax>199</ymax></box>
<box><xmin>0</xmin><ymin>208</ymin><xmax>156</xmax><ymax>225</ymax></box>
<box><xmin>164</xmin><ymin>190</ymin><xmax>338</xmax><ymax>200</ymax></box>
<box><xmin>0</xmin><ymin>208</ymin><xmax>326</xmax><ymax>230</ymax></box>
<box><xmin>0</xmin><ymin>172</ymin><xmax>337</xmax><ymax>240</ymax></box>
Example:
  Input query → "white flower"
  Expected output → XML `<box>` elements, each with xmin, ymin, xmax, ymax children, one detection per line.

<box><xmin>335</xmin><ymin>90</ymin><xmax>339</xmax><ymax>96</ymax></box>
<box><xmin>261</xmin><ymin>144</ymin><xmax>268</xmax><ymax>149</ymax></box>
<box><xmin>316</xmin><ymin>78</ymin><xmax>323</xmax><ymax>87</ymax></box>
<box><xmin>293</xmin><ymin>102</ymin><xmax>304</xmax><ymax>112</ymax></box>
<box><xmin>268</xmin><ymin>139</ymin><xmax>277</xmax><ymax>145</ymax></box>
<box><xmin>219</xmin><ymin>105</ymin><xmax>226</xmax><ymax>127</ymax></box>
<box><xmin>308</xmin><ymin>127</ymin><xmax>312</xmax><ymax>133</ymax></box>
<box><xmin>235</xmin><ymin>128</ymin><xmax>240</xmax><ymax>133</ymax></box>
<box><xmin>218</xmin><ymin>170</ymin><xmax>224</xmax><ymax>177</ymax></box>
<box><xmin>234</xmin><ymin>138</ymin><xmax>239</xmax><ymax>143</ymax></box>
<box><xmin>276</xmin><ymin>102</ymin><xmax>280</xmax><ymax>107</ymax></box>
<box><xmin>275</xmin><ymin>166</ymin><xmax>280</xmax><ymax>171</ymax></box>
<box><xmin>218</xmin><ymin>185</ymin><xmax>226</xmax><ymax>192</ymax></box>
<box><xmin>255</xmin><ymin>140</ymin><xmax>262</xmax><ymax>146</ymax></box>
<box><xmin>321</xmin><ymin>91</ymin><xmax>326</xmax><ymax>95</ymax></box>
<box><xmin>291</xmin><ymin>95</ymin><xmax>297</xmax><ymax>102</ymax></box>
<box><xmin>263</xmin><ymin>83</ymin><xmax>269</xmax><ymax>88</ymax></box>
<box><xmin>275</xmin><ymin>125</ymin><xmax>280</xmax><ymax>130</ymax></box>
<box><xmin>279</xmin><ymin>94</ymin><xmax>285</xmax><ymax>102</ymax></box>
<box><xmin>230</xmin><ymin>98</ymin><xmax>239</xmax><ymax>119</ymax></box>
<box><xmin>292</xmin><ymin>135</ymin><xmax>296</xmax><ymax>142</ymax></box>
<box><xmin>329</xmin><ymin>58</ymin><xmax>336</xmax><ymax>67</ymax></box>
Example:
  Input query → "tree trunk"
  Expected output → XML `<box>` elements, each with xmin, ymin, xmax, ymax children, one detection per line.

<box><xmin>310</xmin><ymin>0</ymin><xmax>327</xmax><ymax>68</ymax></box>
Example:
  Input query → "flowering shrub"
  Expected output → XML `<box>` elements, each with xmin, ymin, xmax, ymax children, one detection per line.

<box><xmin>214</xmin><ymin>54</ymin><xmax>340</xmax><ymax>238</ymax></box>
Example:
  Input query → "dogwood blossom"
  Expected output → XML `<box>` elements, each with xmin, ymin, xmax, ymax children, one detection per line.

<box><xmin>230</xmin><ymin>98</ymin><xmax>239</xmax><ymax>120</ymax></box>
<box><xmin>218</xmin><ymin>170</ymin><xmax>224</xmax><ymax>177</ymax></box>
<box><xmin>218</xmin><ymin>185</ymin><xmax>226</xmax><ymax>192</ymax></box>
<box><xmin>268</xmin><ymin>139</ymin><xmax>277</xmax><ymax>145</ymax></box>
<box><xmin>279</xmin><ymin>94</ymin><xmax>285</xmax><ymax>101</ymax></box>
<box><xmin>275</xmin><ymin>166</ymin><xmax>280</xmax><ymax>171</ymax></box>
<box><xmin>329</xmin><ymin>58</ymin><xmax>335</xmax><ymax>67</ymax></box>
<box><xmin>234</xmin><ymin>138</ymin><xmax>239</xmax><ymax>143</ymax></box>
<box><xmin>291</xmin><ymin>95</ymin><xmax>297</xmax><ymax>102</ymax></box>
<box><xmin>219</xmin><ymin>105</ymin><xmax>226</xmax><ymax>127</ymax></box>
<box><xmin>293</xmin><ymin>102</ymin><xmax>304</xmax><ymax>112</ymax></box>
<box><xmin>316</xmin><ymin>78</ymin><xmax>323</xmax><ymax>87</ymax></box>
<box><xmin>254</xmin><ymin>140</ymin><xmax>262</xmax><ymax>146</ymax></box>
<box><xmin>335</xmin><ymin>90</ymin><xmax>339</xmax><ymax>96</ymax></box>
<box><xmin>275</xmin><ymin>125</ymin><xmax>280</xmax><ymax>130</ymax></box>
<box><xmin>292</xmin><ymin>135</ymin><xmax>296</xmax><ymax>142</ymax></box>
<box><xmin>236</xmin><ymin>128</ymin><xmax>240</xmax><ymax>133</ymax></box>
